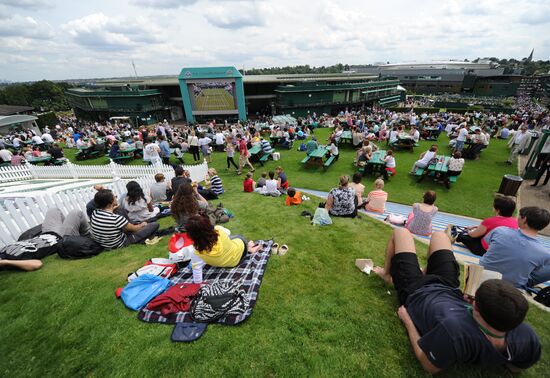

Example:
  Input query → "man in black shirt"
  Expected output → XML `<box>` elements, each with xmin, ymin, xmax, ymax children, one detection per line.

<box><xmin>373</xmin><ymin>228</ymin><xmax>541</xmax><ymax>373</ymax></box>
<box><xmin>47</xmin><ymin>143</ymin><xmax>64</xmax><ymax>160</ymax></box>
<box><xmin>171</xmin><ymin>165</ymin><xmax>192</xmax><ymax>196</ymax></box>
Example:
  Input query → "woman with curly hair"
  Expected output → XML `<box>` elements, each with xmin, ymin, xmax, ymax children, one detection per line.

<box><xmin>186</xmin><ymin>214</ymin><xmax>262</xmax><ymax>281</ymax></box>
<box><xmin>171</xmin><ymin>182</ymin><xmax>208</xmax><ymax>231</ymax></box>
<box><xmin>122</xmin><ymin>181</ymin><xmax>159</xmax><ymax>223</ymax></box>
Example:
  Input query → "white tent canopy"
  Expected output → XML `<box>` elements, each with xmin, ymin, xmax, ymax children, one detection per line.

<box><xmin>0</xmin><ymin>115</ymin><xmax>40</xmax><ymax>135</ymax></box>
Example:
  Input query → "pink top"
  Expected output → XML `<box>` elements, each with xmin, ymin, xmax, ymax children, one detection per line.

<box><xmin>366</xmin><ymin>190</ymin><xmax>388</xmax><ymax>213</ymax></box>
<box><xmin>481</xmin><ymin>216</ymin><xmax>519</xmax><ymax>249</ymax></box>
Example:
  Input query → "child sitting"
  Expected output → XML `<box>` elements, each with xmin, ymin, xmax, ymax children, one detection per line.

<box><xmin>285</xmin><ymin>187</ymin><xmax>302</xmax><ymax>206</ymax></box>
<box><xmin>262</xmin><ymin>171</ymin><xmax>280</xmax><ymax>197</ymax></box>
<box><xmin>243</xmin><ymin>172</ymin><xmax>255</xmax><ymax>193</ymax></box>
<box><xmin>384</xmin><ymin>149</ymin><xmax>396</xmax><ymax>179</ymax></box>
<box><xmin>256</xmin><ymin>172</ymin><xmax>267</xmax><ymax>189</ymax></box>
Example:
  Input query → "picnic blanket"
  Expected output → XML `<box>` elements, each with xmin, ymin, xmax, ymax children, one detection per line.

<box><xmin>138</xmin><ymin>240</ymin><xmax>273</xmax><ymax>325</ymax></box>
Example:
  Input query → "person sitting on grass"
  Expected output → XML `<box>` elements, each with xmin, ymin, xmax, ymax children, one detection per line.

<box><xmin>186</xmin><ymin>214</ymin><xmax>262</xmax><ymax>281</ymax></box>
<box><xmin>122</xmin><ymin>181</ymin><xmax>160</xmax><ymax>223</ymax></box>
<box><xmin>261</xmin><ymin>171</ymin><xmax>281</xmax><ymax>197</ymax></box>
<box><xmin>446</xmin><ymin>196</ymin><xmax>518</xmax><ymax>256</ymax></box>
<box><xmin>275</xmin><ymin>166</ymin><xmax>289</xmax><ymax>192</ymax></box>
<box><xmin>90</xmin><ymin>189</ymin><xmax>159</xmax><ymax>249</ymax></box>
<box><xmin>243</xmin><ymin>172</ymin><xmax>255</xmax><ymax>193</ymax></box>
<box><xmin>256</xmin><ymin>171</ymin><xmax>267</xmax><ymax>190</ymax></box>
<box><xmin>171</xmin><ymin>182</ymin><xmax>209</xmax><ymax>232</ymax></box>
<box><xmin>365</xmin><ymin>178</ymin><xmax>388</xmax><ymax>213</ymax></box>
<box><xmin>480</xmin><ymin>206</ymin><xmax>550</xmax><ymax>289</ymax></box>
<box><xmin>205</xmin><ymin>168</ymin><xmax>224</xmax><ymax>196</ymax></box>
<box><xmin>326</xmin><ymin>175</ymin><xmax>357</xmax><ymax>218</ymax></box>
<box><xmin>150</xmin><ymin>173</ymin><xmax>172</xmax><ymax>203</ymax></box>
<box><xmin>406</xmin><ymin>191</ymin><xmax>438</xmax><ymax>236</ymax></box>
<box><xmin>372</xmin><ymin>228</ymin><xmax>541</xmax><ymax>374</ymax></box>
<box><xmin>285</xmin><ymin>187</ymin><xmax>302</xmax><ymax>206</ymax></box>
<box><xmin>349</xmin><ymin>173</ymin><xmax>366</xmax><ymax>209</ymax></box>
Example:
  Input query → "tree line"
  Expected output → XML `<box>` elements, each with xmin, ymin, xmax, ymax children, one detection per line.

<box><xmin>0</xmin><ymin>80</ymin><xmax>72</xmax><ymax>112</ymax></box>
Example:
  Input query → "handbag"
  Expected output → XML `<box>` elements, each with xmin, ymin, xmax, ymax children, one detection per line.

<box><xmin>120</xmin><ymin>274</ymin><xmax>171</xmax><ymax>311</ymax></box>
<box><xmin>127</xmin><ymin>258</ymin><xmax>178</xmax><ymax>282</ymax></box>
<box><xmin>168</xmin><ymin>233</ymin><xmax>195</xmax><ymax>263</ymax></box>
<box><xmin>190</xmin><ymin>280</ymin><xmax>249</xmax><ymax>322</ymax></box>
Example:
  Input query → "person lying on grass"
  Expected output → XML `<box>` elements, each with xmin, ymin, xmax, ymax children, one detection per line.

<box><xmin>372</xmin><ymin>228</ymin><xmax>541</xmax><ymax>374</ymax></box>
<box><xmin>185</xmin><ymin>214</ymin><xmax>262</xmax><ymax>282</ymax></box>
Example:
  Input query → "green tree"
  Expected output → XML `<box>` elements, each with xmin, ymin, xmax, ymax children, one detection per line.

<box><xmin>2</xmin><ymin>84</ymin><xmax>30</xmax><ymax>106</ymax></box>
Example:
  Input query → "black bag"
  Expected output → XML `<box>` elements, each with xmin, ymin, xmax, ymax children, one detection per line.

<box><xmin>0</xmin><ymin>233</ymin><xmax>60</xmax><ymax>260</ymax></box>
<box><xmin>534</xmin><ymin>286</ymin><xmax>550</xmax><ymax>308</ymax></box>
<box><xmin>57</xmin><ymin>235</ymin><xmax>104</xmax><ymax>259</ymax></box>
<box><xmin>190</xmin><ymin>280</ymin><xmax>249</xmax><ymax>322</ymax></box>
<box><xmin>18</xmin><ymin>224</ymin><xmax>43</xmax><ymax>241</ymax></box>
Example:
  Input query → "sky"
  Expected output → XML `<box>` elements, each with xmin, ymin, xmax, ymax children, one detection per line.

<box><xmin>0</xmin><ymin>0</ymin><xmax>548</xmax><ymax>82</ymax></box>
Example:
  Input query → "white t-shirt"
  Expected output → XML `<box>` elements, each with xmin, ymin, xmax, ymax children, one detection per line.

<box><xmin>143</xmin><ymin>143</ymin><xmax>159</xmax><ymax>161</ymax></box>
<box><xmin>457</xmin><ymin>128</ymin><xmax>469</xmax><ymax>142</ymax></box>
<box><xmin>41</xmin><ymin>133</ymin><xmax>54</xmax><ymax>143</ymax></box>
<box><xmin>418</xmin><ymin>150</ymin><xmax>436</xmax><ymax>166</ymax></box>
<box><xmin>215</xmin><ymin>132</ymin><xmax>225</xmax><ymax>145</ymax></box>
<box><xmin>264</xmin><ymin>179</ymin><xmax>278</xmax><ymax>194</ymax></box>
<box><xmin>32</xmin><ymin>135</ymin><xmax>44</xmax><ymax>144</ymax></box>
<box><xmin>385</xmin><ymin>155</ymin><xmax>396</xmax><ymax>168</ymax></box>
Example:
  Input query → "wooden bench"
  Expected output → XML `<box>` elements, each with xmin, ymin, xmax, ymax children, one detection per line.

<box><xmin>324</xmin><ymin>155</ymin><xmax>336</xmax><ymax>168</ymax></box>
<box><xmin>113</xmin><ymin>155</ymin><xmax>132</xmax><ymax>164</ymax></box>
<box><xmin>301</xmin><ymin>156</ymin><xmax>311</xmax><ymax>164</ymax></box>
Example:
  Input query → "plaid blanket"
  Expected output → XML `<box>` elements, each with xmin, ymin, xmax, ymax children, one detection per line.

<box><xmin>138</xmin><ymin>240</ymin><xmax>273</xmax><ymax>325</ymax></box>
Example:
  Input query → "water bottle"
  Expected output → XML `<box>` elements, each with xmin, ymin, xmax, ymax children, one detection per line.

<box><xmin>192</xmin><ymin>262</ymin><xmax>203</xmax><ymax>284</ymax></box>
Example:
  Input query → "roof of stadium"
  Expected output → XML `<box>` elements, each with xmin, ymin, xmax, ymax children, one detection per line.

<box><xmin>96</xmin><ymin>73</ymin><xmax>379</xmax><ymax>87</ymax></box>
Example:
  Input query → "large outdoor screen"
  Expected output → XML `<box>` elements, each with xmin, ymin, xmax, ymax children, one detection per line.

<box><xmin>187</xmin><ymin>79</ymin><xmax>239</xmax><ymax>115</ymax></box>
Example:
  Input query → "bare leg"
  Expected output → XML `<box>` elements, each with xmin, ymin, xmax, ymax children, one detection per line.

<box><xmin>0</xmin><ymin>258</ymin><xmax>43</xmax><ymax>272</ymax></box>
<box><xmin>374</xmin><ymin>228</ymin><xmax>416</xmax><ymax>285</ymax></box>
<box><xmin>427</xmin><ymin>231</ymin><xmax>452</xmax><ymax>258</ymax></box>
<box><xmin>248</xmin><ymin>241</ymin><xmax>261</xmax><ymax>253</ymax></box>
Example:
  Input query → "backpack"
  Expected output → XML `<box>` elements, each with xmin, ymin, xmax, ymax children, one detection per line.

<box><xmin>168</xmin><ymin>233</ymin><xmax>195</xmax><ymax>263</ymax></box>
<box><xmin>534</xmin><ymin>286</ymin><xmax>550</xmax><ymax>308</ymax></box>
<box><xmin>120</xmin><ymin>274</ymin><xmax>172</xmax><ymax>311</ymax></box>
<box><xmin>0</xmin><ymin>233</ymin><xmax>60</xmax><ymax>260</ymax></box>
<box><xmin>127</xmin><ymin>258</ymin><xmax>178</xmax><ymax>282</ymax></box>
<box><xmin>57</xmin><ymin>235</ymin><xmax>104</xmax><ymax>259</ymax></box>
<box><xmin>190</xmin><ymin>280</ymin><xmax>249</xmax><ymax>322</ymax></box>
<box><xmin>203</xmin><ymin>203</ymin><xmax>230</xmax><ymax>225</ymax></box>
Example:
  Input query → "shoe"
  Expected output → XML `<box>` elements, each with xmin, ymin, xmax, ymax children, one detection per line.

<box><xmin>530</xmin><ymin>183</ymin><xmax>538</xmax><ymax>187</ymax></box>
<box><xmin>355</xmin><ymin>258</ymin><xmax>373</xmax><ymax>274</ymax></box>
<box><xmin>278</xmin><ymin>244</ymin><xmax>289</xmax><ymax>256</ymax></box>
<box><xmin>237</xmin><ymin>171</ymin><xmax>242</xmax><ymax>175</ymax></box>
<box><xmin>145</xmin><ymin>236</ymin><xmax>162</xmax><ymax>245</ymax></box>
<box><xmin>270</xmin><ymin>243</ymin><xmax>279</xmax><ymax>255</ymax></box>
<box><xmin>444</xmin><ymin>224</ymin><xmax>456</xmax><ymax>243</ymax></box>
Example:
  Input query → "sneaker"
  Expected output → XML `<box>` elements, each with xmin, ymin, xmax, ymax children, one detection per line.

<box><xmin>444</xmin><ymin>224</ymin><xmax>456</xmax><ymax>243</ymax></box>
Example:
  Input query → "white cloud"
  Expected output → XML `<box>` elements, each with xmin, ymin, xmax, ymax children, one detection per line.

<box><xmin>0</xmin><ymin>14</ymin><xmax>53</xmax><ymax>39</ymax></box>
<box><xmin>63</xmin><ymin>13</ymin><xmax>163</xmax><ymax>51</ymax></box>
<box><xmin>0</xmin><ymin>0</ymin><xmax>53</xmax><ymax>10</ymax></box>
<box><xmin>204</xmin><ymin>2</ymin><xmax>266</xmax><ymax>29</ymax></box>
<box><xmin>1</xmin><ymin>0</ymin><xmax>549</xmax><ymax>81</ymax></box>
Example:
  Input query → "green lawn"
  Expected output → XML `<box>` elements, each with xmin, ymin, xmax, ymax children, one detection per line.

<box><xmin>64</xmin><ymin>128</ymin><xmax>518</xmax><ymax>219</ymax></box>
<box><xmin>1</xmin><ymin>192</ymin><xmax>549</xmax><ymax>377</ymax></box>
<box><xmin>3</xmin><ymin>130</ymin><xmax>545</xmax><ymax>377</ymax></box>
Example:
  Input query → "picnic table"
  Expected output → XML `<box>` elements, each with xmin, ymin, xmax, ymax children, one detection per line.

<box><xmin>301</xmin><ymin>146</ymin><xmax>337</xmax><ymax>169</ymax></box>
<box><xmin>248</xmin><ymin>144</ymin><xmax>265</xmax><ymax>165</ymax></box>
<box><xmin>339</xmin><ymin>130</ymin><xmax>352</xmax><ymax>145</ymax></box>
<box><xmin>359</xmin><ymin>150</ymin><xmax>386</xmax><ymax>175</ymax></box>
<box><xmin>416</xmin><ymin>155</ymin><xmax>456</xmax><ymax>185</ymax></box>
<box><xmin>28</xmin><ymin>155</ymin><xmax>52</xmax><ymax>165</ymax></box>
<box><xmin>423</xmin><ymin>127</ymin><xmax>440</xmax><ymax>141</ymax></box>
<box><xmin>391</xmin><ymin>135</ymin><xmax>416</xmax><ymax>151</ymax></box>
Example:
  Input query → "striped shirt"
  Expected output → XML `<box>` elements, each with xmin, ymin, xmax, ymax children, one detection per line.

<box><xmin>210</xmin><ymin>175</ymin><xmax>224</xmax><ymax>195</ymax></box>
<box><xmin>90</xmin><ymin>209</ymin><xmax>128</xmax><ymax>249</ymax></box>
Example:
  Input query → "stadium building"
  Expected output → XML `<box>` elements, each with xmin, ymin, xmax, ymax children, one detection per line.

<box><xmin>350</xmin><ymin>61</ymin><xmax>520</xmax><ymax>97</ymax></box>
<box><xmin>66</xmin><ymin>67</ymin><xmax>405</xmax><ymax>124</ymax></box>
